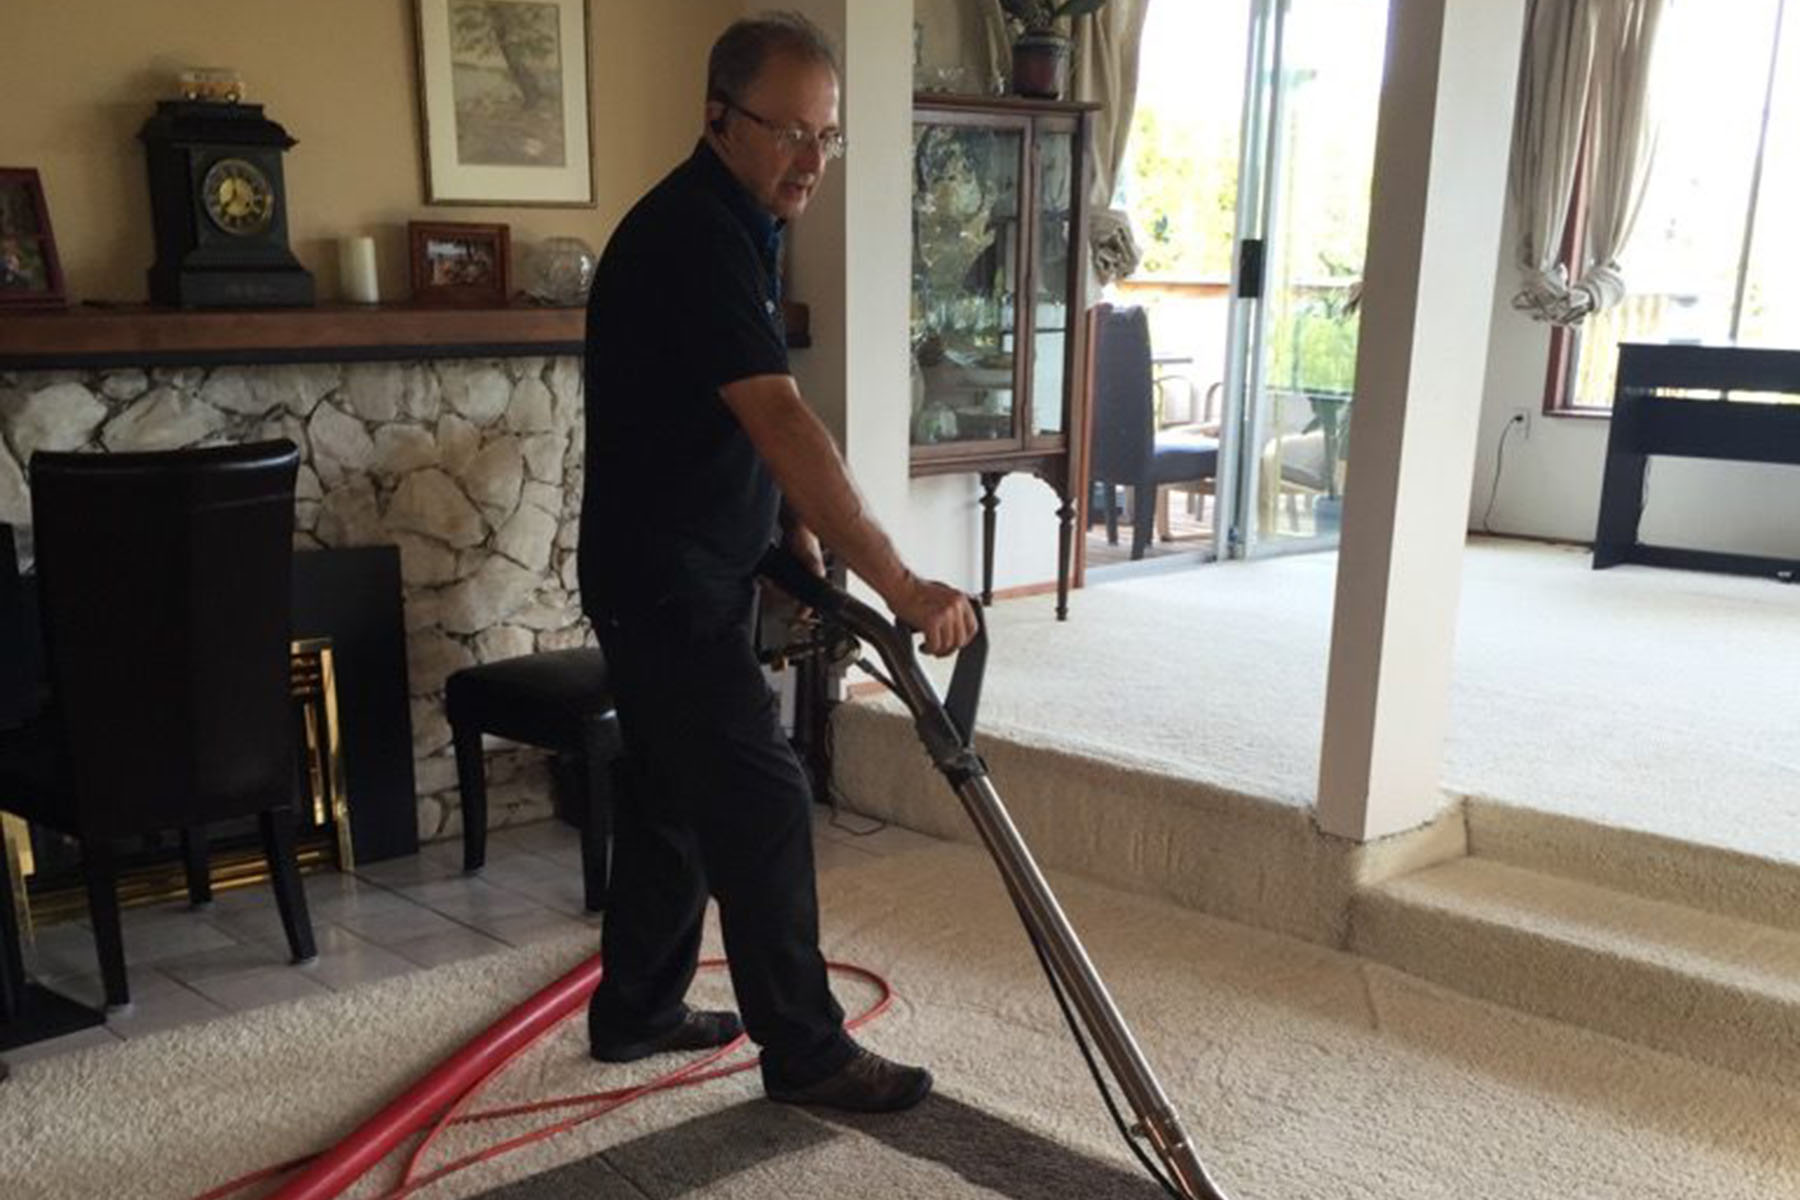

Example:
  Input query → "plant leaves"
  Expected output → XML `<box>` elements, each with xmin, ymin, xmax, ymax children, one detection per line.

<box><xmin>998</xmin><ymin>0</ymin><xmax>1044</xmax><ymax>25</ymax></box>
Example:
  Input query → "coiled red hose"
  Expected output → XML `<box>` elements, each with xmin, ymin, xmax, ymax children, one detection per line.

<box><xmin>195</xmin><ymin>956</ymin><xmax>893</xmax><ymax>1200</ymax></box>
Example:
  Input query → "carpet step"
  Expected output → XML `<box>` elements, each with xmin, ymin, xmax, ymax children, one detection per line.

<box><xmin>1351</xmin><ymin>856</ymin><xmax>1800</xmax><ymax>1087</ymax></box>
<box><xmin>830</xmin><ymin>701</ymin><xmax>1465</xmax><ymax>948</ymax></box>
<box><xmin>1468</xmin><ymin>798</ymin><xmax>1800</xmax><ymax>934</ymax></box>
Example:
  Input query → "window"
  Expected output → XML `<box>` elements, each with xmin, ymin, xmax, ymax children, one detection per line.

<box><xmin>1557</xmin><ymin>0</ymin><xmax>1798</xmax><ymax>411</ymax></box>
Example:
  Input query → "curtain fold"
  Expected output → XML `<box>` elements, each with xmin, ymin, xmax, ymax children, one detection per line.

<box><xmin>1509</xmin><ymin>0</ymin><xmax>1666</xmax><ymax>325</ymax></box>
<box><xmin>976</xmin><ymin>0</ymin><xmax>1011</xmax><ymax>91</ymax></box>
<box><xmin>1581</xmin><ymin>0</ymin><xmax>1664</xmax><ymax>313</ymax></box>
<box><xmin>1073</xmin><ymin>0</ymin><xmax>1152</xmax><ymax>285</ymax></box>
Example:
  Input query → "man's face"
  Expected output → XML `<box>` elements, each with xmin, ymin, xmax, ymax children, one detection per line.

<box><xmin>708</xmin><ymin>54</ymin><xmax>841</xmax><ymax>222</ymax></box>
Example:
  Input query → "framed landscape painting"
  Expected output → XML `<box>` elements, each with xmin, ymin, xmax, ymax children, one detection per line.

<box><xmin>414</xmin><ymin>0</ymin><xmax>594</xmax><ymax>206</ymax></box>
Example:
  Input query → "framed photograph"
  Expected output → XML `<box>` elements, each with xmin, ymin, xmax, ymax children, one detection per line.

<box><xmin>408</xmin><ymin>221</ymin><xmax>511</xmax><ymax>306</ymax></box>
<box><xmin>0</xmin><ymin>168</ymin><xmax>67</xmax><ymax>309</ymax></box>
<box><xmin>413</xmin><ymin>0</ymin><xmax>594</xmax><ymax>206</ymax></box>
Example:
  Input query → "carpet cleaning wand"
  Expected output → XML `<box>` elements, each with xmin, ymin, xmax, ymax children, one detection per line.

<box><xmin>758</xmin><ymin>549</ymin><xmax>1233</xmax><ymax>1200</ymax></box>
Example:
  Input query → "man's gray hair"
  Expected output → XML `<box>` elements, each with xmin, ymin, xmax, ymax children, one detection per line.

<box><xmin>707</xmin><ymin>11</ymin><xmax>840</xmax><ymax>104</ymax></box>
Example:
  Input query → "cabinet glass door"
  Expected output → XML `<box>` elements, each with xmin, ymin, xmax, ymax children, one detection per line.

<box><xmin>910</xmin><ymin>122</ymin><xmax>1024</xmax><ymax>448</ymax></box>
<box><xmin>1031</xmin><ymin>127</ymin><xmax>1076</xmax><ymax>440</ymax></box>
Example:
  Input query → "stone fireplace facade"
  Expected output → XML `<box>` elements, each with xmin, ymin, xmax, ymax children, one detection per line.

<box><xmin>0</xmin><ymin>356</ymin><xmax>590</xmax><ymax>844</ymax></box>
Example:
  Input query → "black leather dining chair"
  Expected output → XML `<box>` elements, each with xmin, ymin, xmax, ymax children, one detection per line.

<box><xmin>2</xmin><ymin>523</ymin><xmax>107</xmax><ymax>1050</ymax></box>
<box><xmin>0</xmin><ymin>524</ymin><xmax>34</xmax><ymax>731</ymax></box>
<box><xmin>0</xmin><ymin>440</ymin><xmax>316</xmax><ymax>1009</ymax></box>
<box><xmin>1088</xmin><ymin>304</ymin><xmax>1219</xmax><ymax>560</ymax></box>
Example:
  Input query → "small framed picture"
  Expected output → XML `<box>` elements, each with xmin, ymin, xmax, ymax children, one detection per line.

<box><xmin>408</xmin><ymin>220</ymin><xmax>511</xmax><ymax>306</ymax></box>
<box><xmin>0</xmin><ymin>168</ymin><xmax>66</xmax><ymax>309</ymax></box>
<box><xmin>413</xmin><ymin>0</ymin><xmax>594</xmax><ymax>206</ymax></box>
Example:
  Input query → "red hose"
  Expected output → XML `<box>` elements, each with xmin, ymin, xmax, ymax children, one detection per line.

<box><xmin>209</xmin><ymin>957</ymin><xmax>890</xmax><ymax>1200</ymax></box>
<box><xmin>263</xmin><ymin>953</ymin><xmax>604</xmax><ymax>1200</ymax></box>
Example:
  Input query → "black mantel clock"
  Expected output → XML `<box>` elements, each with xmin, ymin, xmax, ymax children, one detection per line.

<box><xmin>140</xmin><ymin>101</ymin><xmax>314</xmax><ymax>308</ymax></box>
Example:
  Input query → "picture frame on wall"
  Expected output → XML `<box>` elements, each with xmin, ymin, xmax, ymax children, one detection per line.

<box><xmin>408</xmin><ymin>220</ymin><xmax>511</xmax><ymax>306</ymax></box>
<box><xmin>413</xmin><ymin>0</ymin><xmax>594</xmax><ymax>206</ymax></box>
<box><xmin>0</xmin><ymin>168</ymin><xmax>67</xmax><ymax>309</ymax></box>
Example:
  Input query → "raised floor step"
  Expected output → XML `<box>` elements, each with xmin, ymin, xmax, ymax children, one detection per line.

<box><xmin>1468</xmin><ymin>798</ymin><xmax>1800</xmax><ymax>934</ymax></box>
<box><xmin>1352</xmin><ymin>856</ymin><xmax>1800</xmax><ymax>1088</ymax></box>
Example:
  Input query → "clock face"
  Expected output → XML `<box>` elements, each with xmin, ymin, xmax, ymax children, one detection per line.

<box><xmin>201</xmin><ymin>157</ymin><xmax>276</xmax><ymax>236</ymax></box>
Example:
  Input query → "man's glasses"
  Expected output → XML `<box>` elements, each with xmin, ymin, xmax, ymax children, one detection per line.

<box><xmin>721</xmin><ymin>98</ymin><xmax>847</xmax><ymax>161</ymax></box>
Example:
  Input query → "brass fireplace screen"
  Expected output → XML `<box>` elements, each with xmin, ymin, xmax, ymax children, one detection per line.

<box><xmin>5</xmin><ymin>637</ymin><xmax>353</xmax><ymax>931</ymax></box>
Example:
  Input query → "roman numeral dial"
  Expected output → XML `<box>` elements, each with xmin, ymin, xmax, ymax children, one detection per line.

<box><xmin>201</xmin><ymin>157</ymin><xmax>275</xmax><ymax>235</ymax></box>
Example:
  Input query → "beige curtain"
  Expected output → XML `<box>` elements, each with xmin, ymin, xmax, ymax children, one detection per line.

<box><xmin>975</xmin><ymin>0</ymin><xmax>1011</xmax><ymax>88</ymax></box>
<box><xmin>1510</xmin><ymin>0</ymin><xmax>1667</xmax><ymax>325</ymax></box>
<box><xmin>1073</xmin><ymin>0</ymin><xmax>1152</xmax><ymax>285</ymax></box>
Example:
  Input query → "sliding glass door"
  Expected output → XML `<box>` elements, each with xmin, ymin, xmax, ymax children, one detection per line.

<box><xmin>1093</xmin><ymin>0</ymin><xmax>1389</xmax><ymax>572</ymax></box>
<box><xmin>1216</xmin><ymin>0</ymin><xmax>1389</xmax><ymax>559</ymax></box>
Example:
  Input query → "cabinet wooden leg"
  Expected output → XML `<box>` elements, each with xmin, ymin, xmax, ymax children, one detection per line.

<box><xmin>1055</xmin><ymin>497</ymin><xmax>1075</xmax><ymax>621</ymax></box>
<box><xmin>979</xmin><ymin>472</ymin><xmax>1003</xmax><ymax>607</ymax></box>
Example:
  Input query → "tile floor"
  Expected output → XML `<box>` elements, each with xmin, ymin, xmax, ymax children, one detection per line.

<box><xmin>4</xmin><ymin>806</ymin><xmax>939</xmax><ymax>1069</ymax></box>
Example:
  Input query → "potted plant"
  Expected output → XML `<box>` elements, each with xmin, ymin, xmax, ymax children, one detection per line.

<box><xmin>1000</xmin><ymin>0</ymin><xmax>1110</xmax><ymax>100</ymax></box>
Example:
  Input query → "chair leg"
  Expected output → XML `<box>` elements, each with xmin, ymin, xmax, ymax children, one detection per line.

<box><xmin>259</xmin><ymin>807</ymin><xmax>316</xmax><ymax>964</ymax></box>
<box><xmin>579</xmin><ymin>739</ymin><xmax>613</xmax><ymax>914</ymax></box>
<box><xmin>1</xmin><ymin>821</ymin><xmax>23</xmax><ymax>1023</ymax></box>
<box><xmin>180</xmin><ymin>825</ymin><xmax>212</xmax><ymax>907</ymax></box>
<box><xmin>80</xmin><ymin>837</ymin><xmax>129</xmax><ymax>1010</ymax></box>
<box><xmin>452</xmin><ymin>720</ymin><xmax>488</xmax><ymax>874</ymax></box>
<box><xmin>1131</xmin><ymin>485</ymin><xmax>1155</xmax><ymax>560</ymax></box>
<box><xmin>1156</xmin><ymin>486</ymin><xmax>1172</xmax><ymax>542</ymax></box>
<box><xmin>1103</xmin><ymin>484</ymin><xmax>1120</xmax><ymax>544</ymax></box>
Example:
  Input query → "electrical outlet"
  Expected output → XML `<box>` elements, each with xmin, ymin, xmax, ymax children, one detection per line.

<box><xmin>1509</xmin><ymin>406</ymin><xmax>1532</xmax><ymax>440</ymax></box>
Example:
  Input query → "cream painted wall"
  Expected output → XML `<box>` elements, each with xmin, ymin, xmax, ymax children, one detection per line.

<box><xmin>4</xmin><ymin>0</ymin><xmax>738</xmax><ymax>304</ymax></box>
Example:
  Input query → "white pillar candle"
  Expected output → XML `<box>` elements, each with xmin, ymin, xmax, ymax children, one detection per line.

<box><xmin>338</xmin><ymin>236</ymin><xmax>379</xmax><ymax>305</ymax></box>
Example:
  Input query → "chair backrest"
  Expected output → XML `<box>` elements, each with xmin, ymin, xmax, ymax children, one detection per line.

<box><xmin>0</xmin><ymin>524</ymin><xmax>30</xmax><ymax>729</ymax></box>
<box><xmin>1089</xmin><ymin>303</ymin><xmax>1156</xmax><ymax>485</ymax></box>
<box><xmin>29</xmin><ymin>440</ymin><xmax>301</xmax><ymax>833</ymax></box>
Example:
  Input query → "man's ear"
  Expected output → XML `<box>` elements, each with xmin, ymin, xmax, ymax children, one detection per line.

<box><xmin>706</xmin><ymin>101</ymin><xmax>728</xmax><ymax>135</ymax></box>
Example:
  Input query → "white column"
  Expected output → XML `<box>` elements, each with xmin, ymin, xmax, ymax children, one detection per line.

<box><xmin>778</xmin><ymin>1</ymin><xmax>914</xmax><ymax>600</ymax></box>
<box><xmin>1315</xmin><ymin>0</ymin><xmax>1526</xmax><ymax>841</ymax></box>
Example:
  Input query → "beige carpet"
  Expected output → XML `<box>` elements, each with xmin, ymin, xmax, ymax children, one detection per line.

<box><xmin>896</xmin><ymin>538</ymin><xmax>1800</xmax><ymax>864</ymax></box>
<box><xmin>5</xmin><ymin>842</ymin><xmax>1797</xmax><ymax>1199</ymax></box>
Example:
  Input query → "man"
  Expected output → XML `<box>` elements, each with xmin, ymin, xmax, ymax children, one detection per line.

<box><xmin>578</xmin><ymin>12</ymin><xmax>977</xmax><ymax>1113</ymax></box>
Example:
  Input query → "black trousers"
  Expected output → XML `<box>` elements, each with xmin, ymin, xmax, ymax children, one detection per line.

<box><xmin>587</xmin><ymin>593</ymin><xmax>854</xmax><ymax>1085</ymax></box>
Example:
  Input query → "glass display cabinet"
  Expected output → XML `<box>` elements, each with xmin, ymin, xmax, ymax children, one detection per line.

<box><xmin>910</xmin><ymin>95</ymin><xmax>1096</xmax><ymax>619</ymax></box>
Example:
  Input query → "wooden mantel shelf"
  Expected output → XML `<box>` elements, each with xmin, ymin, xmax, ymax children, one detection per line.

<box><xmin>0</xmin><ymin>299</ymin><xmax>810</xmax><ymax>371</ymax></box>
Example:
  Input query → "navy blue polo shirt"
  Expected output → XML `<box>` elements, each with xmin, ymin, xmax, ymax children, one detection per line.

<box><xmin>578</xmin><ymin>141</ymin><xmax>790</xmax><ymax>625</ymax></box>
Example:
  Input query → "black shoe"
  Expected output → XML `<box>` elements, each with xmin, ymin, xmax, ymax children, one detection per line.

<box><xmin>590</xmin><ymin>1006</ymin><xmax>744</xmax><ymax>1063</ymax></box>
<box><xmin>765</xmin><ymin>1047</ymin><xmax>933</xmax><ymax>1113</ymax></box>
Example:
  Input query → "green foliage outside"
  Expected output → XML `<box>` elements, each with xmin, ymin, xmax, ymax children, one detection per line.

<box><xmin>1124</xmin><ymin>75</ymin><xmax>1372</xmax><ymax>397</ymax></box>
<box><xmin>1267</xmin><ymin>292</ymin><xmax>1360</xmax><ymax>396</ymax></box>
<box><xmin>1124</xmin><ymin>105</ymin><xmax>1237</xmax><ymax>281</ymax></box>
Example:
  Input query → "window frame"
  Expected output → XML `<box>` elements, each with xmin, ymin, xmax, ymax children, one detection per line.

<box><xmin>1542</xmin><ymin>0</ymin><xmax>1792</xmax><ymax>417</ymax></box>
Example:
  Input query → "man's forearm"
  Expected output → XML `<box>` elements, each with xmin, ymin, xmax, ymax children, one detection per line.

<box><xmin>722</xmin><ymin>379</ymin><xmax>913</xmax><ymax>604</ymax></box>
<box><xmin>763</xmin><ymin>407</ymin><xmax>913</xmax><ymax>601</ymax></box>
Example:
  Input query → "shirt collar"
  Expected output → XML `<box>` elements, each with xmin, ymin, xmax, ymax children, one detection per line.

<box><xmin>687</xmin><ymin>139</ymin><xmax>784</xmax><ymax>259</ymax></box>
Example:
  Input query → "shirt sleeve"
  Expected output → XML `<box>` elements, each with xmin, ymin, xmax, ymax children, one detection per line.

<box><xmin>665</xmin><ymin>201</ymin><xmax>791</xmax><ymax>392</ymax></box>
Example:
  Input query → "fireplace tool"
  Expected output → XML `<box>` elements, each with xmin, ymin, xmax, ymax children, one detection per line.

<box><xmin>757</xmin><ymin>548</ymin><xmax>1233</xmax><ymax>1200</ymax></box>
